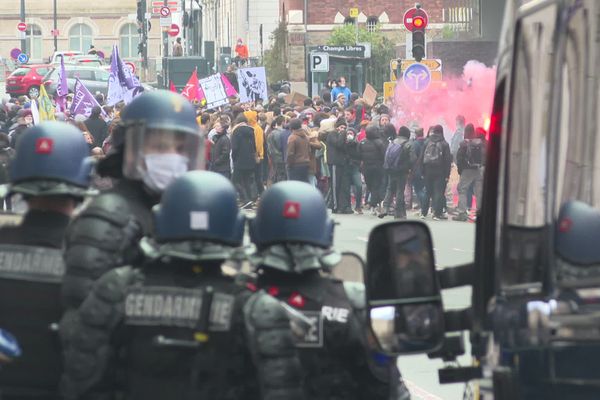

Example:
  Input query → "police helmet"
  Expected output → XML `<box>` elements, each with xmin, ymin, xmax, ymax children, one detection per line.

<box><xmin>250</xmin><ymin>181</ymin><xmax>334</xmax><ymax>249</ymax></box>
<box><xmin>118</xmin><ymin>90</ymin><xmax>204</xmax><ymax>193</ymax></box>
<box><xmin>9</xmin><ymin>121</ymin><xmax>93</xmax><ymax>198</ymax></box>
<box><xmin>153</xmin><ymin>171</ymin><xmax>245</xmax><ymax>246</ymax></box>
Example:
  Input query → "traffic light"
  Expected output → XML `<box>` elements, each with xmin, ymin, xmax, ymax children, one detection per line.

<box><xmin>136</xmin><ymin>0</ymin><xmax>144</xmax><ymax>24</ymax></box>
<box><xmin>412</xmin><ymin>7</ymin><xmax>427</xmax><ymax>62</ymax></box>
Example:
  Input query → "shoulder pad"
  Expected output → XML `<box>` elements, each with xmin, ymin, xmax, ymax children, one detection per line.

<box><xmin>79</xmin><ymin>266</ymin><xmax>141</xmax><ymax>328</ymax></box>
<box><xmin>244</xmin><ymin>291</ymin><xmax>289</xmax><ymax>329</ymax></box>
<box><xmin>80</xmin><ymin>192</ymin><xmax>135</xmax><ymax>227</ymax></box>
<box><xmin>94</xmin><ymin>266</ymin><xmax>141</xmax><ymax>303</ymax></box>
<box><xmin>343</xmin><ymin>281</ymin><xmax>366</xmax><ymax>310</ymax></box>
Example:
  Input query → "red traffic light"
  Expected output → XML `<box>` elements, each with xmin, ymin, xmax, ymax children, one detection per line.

<box><xmin>413</xmin><ymin>16</ymin><xmax>425</xmax><ymax>29</ymax></box>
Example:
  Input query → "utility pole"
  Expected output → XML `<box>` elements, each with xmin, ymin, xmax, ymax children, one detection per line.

<box><xmin>259</xmin><ymin>24</ymin><xmax>263</xmax><ymax>65</ymax></box>
<box><xmin>20</xmin><ymin>0</ymin><xmax>26</xmax><ymax>53</ymax></box>
<box><xmin>163</xmin><ymin>0</ymin><xmax>169</xmax><ymax>57</ymax></box>
<box><xmin>53</xmin><ymin>0</ymin><xmax>57</xmax><ymax>52</ymax></box>
<box><xmin>182</xmin><ymin>0</ymin><xmax>186</xmax><ymax>55</ymax></box>
<box><xmin>137</xmin><ymin>0</ymin><xmax>149</xmax><ymax>80</ymax></box>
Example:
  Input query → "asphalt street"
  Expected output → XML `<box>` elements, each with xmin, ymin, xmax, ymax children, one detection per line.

<box><xmin>332</xmin><ymin>210</ymin><xmax>475</xmax><ymax>400</ymax></box>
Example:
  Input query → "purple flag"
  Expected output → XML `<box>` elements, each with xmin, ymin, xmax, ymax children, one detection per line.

<box><xmin>56</xmin><ymin>56</ymin><xmax>68</xmax><ymax>112</ymax></box>
<box><xmin>115</xmin><ymin>45</ymin><xmax>138</xmax><ymax>90</ymax></box>
<box><xmin>71</xmin><ymin>78</ymin><xmax>106</xmax><ymax>118</ymax></box>
<box><xmin>107</xmin><ymin>45</ymin><xmax>125</xmax><ymax>106</ymax></box>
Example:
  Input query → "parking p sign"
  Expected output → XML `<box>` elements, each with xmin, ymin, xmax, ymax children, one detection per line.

<box><xmin>310</xmin><ymin>53</ymin><xmax>329</xmax><ymax>72</ymax></box>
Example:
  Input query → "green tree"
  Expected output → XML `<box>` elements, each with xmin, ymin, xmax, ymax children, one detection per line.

<box><xmin>263</xmin><ymin>22</ymin><xmax>288</xmax><ymax>84</ymax></box>
<box><xmin>327</xmin><ymin>24</ymin><xmax>395</xmax><ymax>91</ymax></box>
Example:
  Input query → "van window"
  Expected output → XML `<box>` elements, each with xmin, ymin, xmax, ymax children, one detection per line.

<box><xmin>555</xmin><ymin>3</ymin><xmax>591</xmax><ymax>211</ymax></box>
<box><xmin>68</xmin><ymin>69</ymin><xmax>94</xmax><ymax>80</ymax></box>
<box><xmin>505</xmin><ymin>5</ymin><xmax>557</xmax><ymax>227</ymax></box>
<box><xmin>95</xmin><ymin>70</ymin><xmax>109</xmax><ymax>82</ymax></box>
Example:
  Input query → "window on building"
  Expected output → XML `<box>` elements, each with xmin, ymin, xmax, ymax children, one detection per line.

<box><xmin>26</xmin><ymin>24</ymin><xmax>42</xmax><ymax>61</ymax></box>
<box><xmin>69</xmin><ymin>23</ymin><xmax>93</xmax><ymax>52</ymax></box>
<box><xmin>344</xmin><ymin>17</ymin><xmax>355</xmax><ymax>25</ymax></box>
<box><xmin>367</xmin><ymin>17</ymin><xmax>378</xmax><ymax>32</ymax></box>
<box><xmin>119</xmin><ymin>24</ymin><xmax>140</xmax><ymax>58</ymax></box>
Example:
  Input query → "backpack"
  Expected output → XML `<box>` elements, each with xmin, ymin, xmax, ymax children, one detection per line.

<box><xmin>384</xmin><ymin>141</ymin><xmax>414</xmax><ymax>172</ymax></box>
<box><xmin>465</xmin><ymin>140</ymin><xmax>484</xmax><ymax>168</ymax></box>
<box><xmin>423</xmin><ymin>139</ymin><xmax>444</xmax><ymax>166</ymax></box>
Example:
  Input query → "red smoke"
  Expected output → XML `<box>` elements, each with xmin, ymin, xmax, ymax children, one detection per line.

<box><xmin>391</xmin><ymin>60</ymin><xmax>497</xmax><ymax>139</ymax></box>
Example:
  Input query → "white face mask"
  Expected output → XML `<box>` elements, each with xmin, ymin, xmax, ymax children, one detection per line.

<box><xmin>142</xmin><ymin>153</ymin><xmax>189</xmax><ymax>193</ymax></box>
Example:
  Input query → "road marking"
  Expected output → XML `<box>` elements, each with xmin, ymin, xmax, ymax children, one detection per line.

<box><xmin>357</xmin><ymin>236</ymin><xmax>368</xmax><ymax>242</ymax></box>
<box><xmin>404</xmin><ymin>379</ymin><xmax>444</xmax><ymax>400</ymax></box>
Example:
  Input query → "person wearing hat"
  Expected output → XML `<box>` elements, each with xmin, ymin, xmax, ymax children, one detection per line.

<box><xmin>8</xmin><ymin>109</ymin><xmax>32</xmax><ymax>148</ymax></box>
<box><xmin>286</xmin><ymin>118</ymin><xmax>311</xmax><ymax>182</ymax></box>
<box><xmin>0</xmin><ymin>122</ymin><xmax>94</xmax><ymax>400</ymax></box>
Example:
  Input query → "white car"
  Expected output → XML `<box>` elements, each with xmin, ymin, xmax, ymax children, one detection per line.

<box><xmin>49</xmin><ymin>51</ymin><xmax>83</xmax><ymax>65</ymax></box>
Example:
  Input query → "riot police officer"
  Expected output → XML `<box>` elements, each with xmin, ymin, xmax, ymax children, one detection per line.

<box><xmin>60</xmin><ymin>171</ymin><xmax>305</xmax><ymax>400</ymax></box>
<box><xmin>61</xmin><ymin>90</ymin><xmax>204</xmax><ymax>309</ymax></box>
<box><xmin>249</xmin><ymin>181</ymin><xmax>411</xmax><ymax>400</ymax></box>
<box><xmin>0</xmin><ymin>122</ymin><xmax>93</xmax><ymax>399</ymax></box>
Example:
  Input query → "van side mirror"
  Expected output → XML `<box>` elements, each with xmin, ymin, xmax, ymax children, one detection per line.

<box><xmin>365</xmin><ymin>221</ymin><xmax>444</xmax><ymax>354</ymax></box>
<box><xmin>330</xmin><ymin>252</ymin><xmax>364</xmax><ymax>283</ymax></box>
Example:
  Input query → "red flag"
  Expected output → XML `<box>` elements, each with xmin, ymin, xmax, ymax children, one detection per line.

<box><xmin>181</xmin><ymin>68</ymin><xmax>206</xmax><ymax>103</ymax></box>
<box><xmin>181</xmin><ymin>69</ymin><xmax>200</xmax><ymax>101</ymax></box>
<box><xmin>169</xmin><ymin>80</ymin><xmax>177</xmax><ymax>93</ymax></box>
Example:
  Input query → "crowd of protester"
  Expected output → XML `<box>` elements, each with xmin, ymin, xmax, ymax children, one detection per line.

<box><xmin>0</xmin><ymin>74</ymin><xmax>486</xmax><ymax>221</ymax></box>
<box><xmin>201</xmin><ymin>76</ymin><xmax>487</xmax><ymax>221</ymax></box>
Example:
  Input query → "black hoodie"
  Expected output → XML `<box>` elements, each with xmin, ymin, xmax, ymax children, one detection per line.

<box><xmin>359</xmin><ymin>126</ymin><xmax>386</xmax><ymax>169</ymax></box>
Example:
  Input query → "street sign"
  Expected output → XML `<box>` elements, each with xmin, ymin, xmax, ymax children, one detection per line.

<box><xmin>403</xmin><ymin>63</ymin><xmax>431</xmax><ymax>92</ymax></box>
<box><xmin>17</xmin><ymin>22</ymin><xmax>27</xmax><ymax>32</ymax></box>
<box><xmin>160</xmin><ymin>6</ymin><xmax>171</xmax><ymax>17</ymax></box>
<box><xmin>160</xmin><ymin>15</ymin><xmax>172</xmax><ymax>27</ymax></box>
<box><xmin>401</xmin><ymin>58</ymin><xmax>441</xmax><ymax>71</ymax></box>
<box><xmin>403</xmin><ymin>8</ymin><xmax>429</xmax><ymax>32</ymax></box>
<box><xmin>390</xmin><ymin>59</ymin><xmax>442</xmax><ymax>81</ymax></box>
<box><xmin>383</xmin><ymin>81</ymin><xmax>397</xmax><ymax>99</ymax></box>
<box><xmin>17</xmin><ymin>53</ymin><xmax>29</xmax><ymax>64</ymax></box>
<box><xmin>349</xmin><ymin>8</ymin><xmax>359</xmax><ymax>18</ymax></box>
<box><xmin>10</xmin><ymin>48</ymin><xmax>21</xmax><ymax>60</ymax></box>
<box><xmin>310</xmin><ymin>53</ymin><xmax>329</xmax><ymax>72</ymax></box>
<box><xmin>125</xmin><ymin>62</ymin><xmax>136</xmax><ymax>74</ymax></box>
<box><xmin>152</xmin><ymin>6</ymin><xmax>180</xmax><ymax>13</ymax></box>
<box><xmin>168</xmin><ymin>23</ymin><xmax>180</xmax><ymax>37</ymax></box>
<box><xmin>51</xmin><ymin>29</ymin><xmax>60</xmax><ymax>37</ymax></box>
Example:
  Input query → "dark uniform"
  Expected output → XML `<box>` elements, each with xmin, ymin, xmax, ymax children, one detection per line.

<box><xmin>0</xmin><ymin>122</ymin><xmax>93</xmax><ymax>399</ymax></box>
<box><xmin>60</xmin><ymin>172</ymin><xmax>305</xmax><ymax>400</ymax></box>
<box><xmin>61</xmin><ymin>90</ymin><xmax>205</xmax><ymax>310</ymax></box>
<box><xmin>250</xmin><ymin>181</ymin><xmax>411</xmax><ymax>400</ymax></box>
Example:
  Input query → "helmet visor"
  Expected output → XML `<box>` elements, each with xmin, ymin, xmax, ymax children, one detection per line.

<box><xmin>123</xmin><ymin>123</ymin><xmax>204</xmax><ymax>181</ymax></box>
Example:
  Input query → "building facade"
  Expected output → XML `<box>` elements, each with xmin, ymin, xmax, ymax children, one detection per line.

<box><xmin>200</xmin><ymin>0</ymin><xmax>280</xmax><ymax>62</ymax></box>
<box><xmin>279</xmin><ymin>0</ymin><xmax>483</xmax><ymax>93</ymax></box>
<box><xmin>0</xmin><ymin>0</ymin><xmax>182</xmax><ymax>82</ymax></box>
